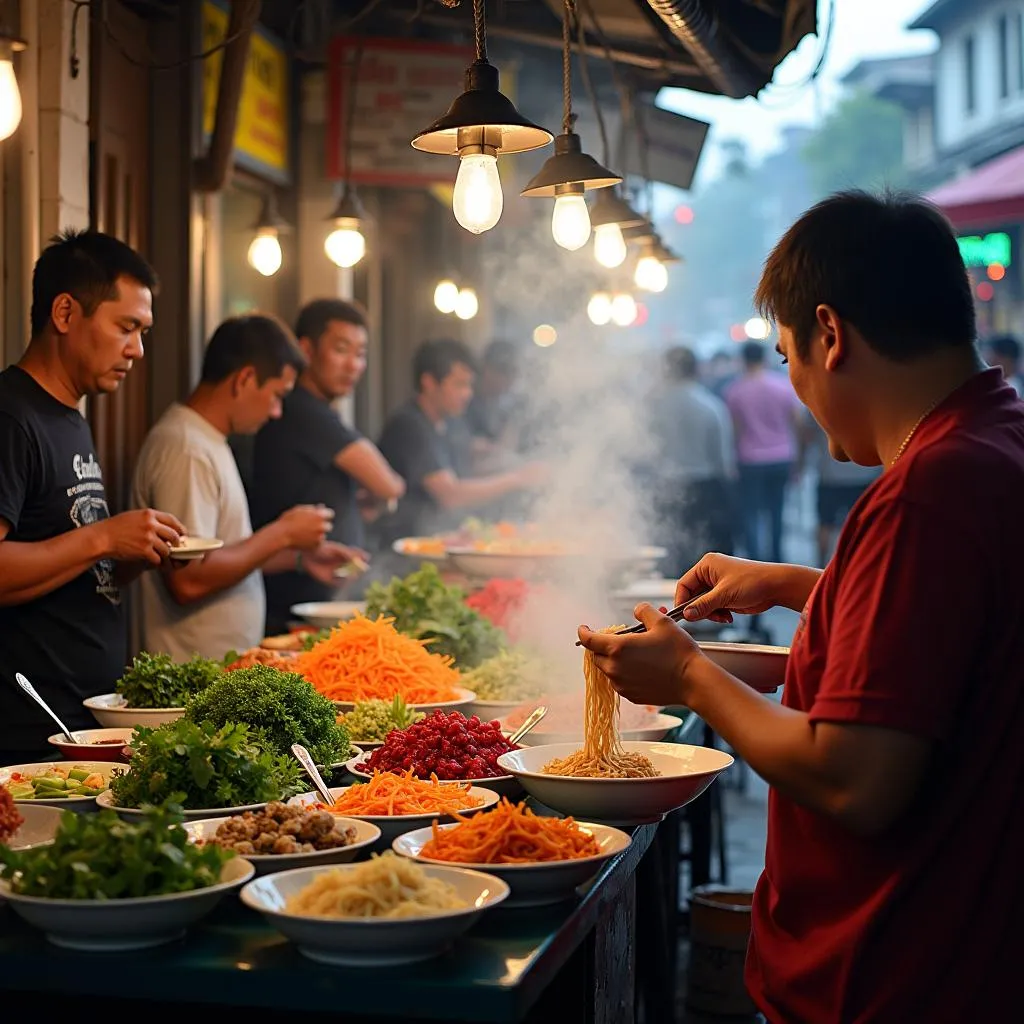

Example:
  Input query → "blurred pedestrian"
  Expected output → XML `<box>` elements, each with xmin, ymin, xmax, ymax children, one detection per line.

<box><xmin>647</xmin><ymin>346</ymin><xmax>736</xmax><ymax>577</ymax></box>
<box><xmin>725</xmin><ymin>341</ymin><xmax>802</xmax><ymax>562</ymax></box>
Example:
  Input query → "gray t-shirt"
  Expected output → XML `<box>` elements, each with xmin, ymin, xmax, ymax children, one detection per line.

<box><xmin>803</xmin><ymin>409</ymin><xmax>881</xmax><ymax>486</ymax></box>
<box><xmin>649</xmin><ymin>380</ymin><xmax>736</xmax><ymax>485</ymax></box>
<box><xmin>132</xmin><ymin>403</ymin><xmax>264</xmax><ymax>660</ymax></box>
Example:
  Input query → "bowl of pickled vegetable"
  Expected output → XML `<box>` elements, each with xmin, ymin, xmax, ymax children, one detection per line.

<box><xmin>0</xmin><ymin>762</ymin><xmax>115</xmax><ymax>811</ymax></box>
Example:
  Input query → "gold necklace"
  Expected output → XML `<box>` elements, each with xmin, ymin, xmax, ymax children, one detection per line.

<box><xmin>889</xmin><ymin>399</ymin><xmax>941</xmax><ymax>466</ymax></box>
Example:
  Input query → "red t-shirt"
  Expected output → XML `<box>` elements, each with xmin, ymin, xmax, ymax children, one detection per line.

<box><xmin>745</xmin><ymin>369</ymin><xmax>1024</xmax><ymax>1023</ymax></box>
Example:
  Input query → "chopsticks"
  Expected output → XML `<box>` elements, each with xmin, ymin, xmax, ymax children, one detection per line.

<box><xmin>574</xmin><ymin>602</ymin><xmax>694</xmax><ymax>646</ymax></box>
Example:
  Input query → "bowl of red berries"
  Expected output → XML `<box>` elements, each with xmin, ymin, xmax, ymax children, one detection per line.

<box><xmin>345</xmin><ymin>711</ymin><xmax>522</xmax><ymax>798</ymax></box>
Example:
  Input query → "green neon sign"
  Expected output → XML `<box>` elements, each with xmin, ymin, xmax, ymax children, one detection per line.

<box><xmin>957</xmin><ymin>231</ymin><xmax>1012</xmax><ymax>267</ymax></box>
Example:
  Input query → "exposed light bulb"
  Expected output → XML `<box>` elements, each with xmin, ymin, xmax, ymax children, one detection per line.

<box><xmin>593</xmin><ymin>223</ymin><xmax>627</xmax><ymax>268</ymax></box>
<box><xmin>455</xmin><ymin>288</ymin><xmax>479</xmax><ymax>320</ymax></box>
<box><xmin>610</xmin><ymin>293</ymin><xmax>638</xmax><ymax>327</ymax></box>
<box><xmin>587</xmin><ymin>292</ymin><xmax>612</xmax><ymax>326</ymax></box>
<box><xmin>453</xmin><ymin>151</ymin><xmax>503</xmax><ymax>234</ymax></box>
<box><xmin>533</xmin><ymin>324</ymin><xmax>557</xmax><ymax>347</ymax></box>
<box><xmin>434</xmin><ymin>279</ymin><xmax>460</xmax><ymax>314</ymax></box>
<box><xmin>551</xmin><ymin>193</ymin><xmax>591</xmax><ymax>251</ymax></box>
<box><xmin>324</xmin><ymin>220</ymin><xmax>365</xmax><ymax>268</ymax></box>
<box><xmin>0</xmin><ymin>48</ymin><xmax>22</xmax><ymax>141</ymax></box>
<box><xmin>744</xmin><ymin>316</ymin><xmax>770</xmax><ymax>340</ymax></box>
<box><xmin>635</xmin><ymin>255</ymin><xmax>669</xmax><ymax>293</ymax></box>
<box><xmin>247</xmin><ymin>231</ymin><xmax>282</xmax><ymax>277</ymax></box>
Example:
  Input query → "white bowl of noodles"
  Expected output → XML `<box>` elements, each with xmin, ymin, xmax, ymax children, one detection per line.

<box><xmin>239</xmin><ymin>857</ymin><xmax>509</xmax><ymax>966</ymax></box>
<box><xmin>496</xmin><ymin>743</ymin><xmax>734</xmax><ymax>826</ymax></box>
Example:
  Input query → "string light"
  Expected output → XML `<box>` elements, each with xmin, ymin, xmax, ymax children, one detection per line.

<box><xmin>434</xmin><ymin>279</ymin><xmax>460</xmax><ymax>314</ymax></box>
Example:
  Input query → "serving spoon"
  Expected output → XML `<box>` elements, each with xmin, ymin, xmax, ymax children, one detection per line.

<box><xmin>291</xmin><ymin>743</ymin><xmax>337</xmax><ymax>807</ymax></box>
<box><xmin>15</xmin><ymin>672</ymin><xmax>76</xmax><ymax>742</ymax></box>
<box><xmin>508</xmin><ymin>704</ymin><xmax>548</xmax><ymax>745</ymax></box>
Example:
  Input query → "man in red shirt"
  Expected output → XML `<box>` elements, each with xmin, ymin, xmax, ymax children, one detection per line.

<box><xmin>580</xmin><ymin>191</ymin><xmax>1024</xmax><ymax>1022</ymax></box>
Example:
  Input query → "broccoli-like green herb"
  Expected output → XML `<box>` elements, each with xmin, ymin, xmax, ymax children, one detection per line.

<box><xmin>185</xmin><ymin>664</ymin><xmax>350</xmax><ymax>766</ymax></box>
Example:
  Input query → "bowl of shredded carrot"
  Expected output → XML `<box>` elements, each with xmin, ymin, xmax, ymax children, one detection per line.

<box><xmin>294</xmin><ymin>614</ymin><xmax>473</xmax><ymax>712</ymax></box>
<box><xmin>391</xmin><ymin>800</ymin><xmax>632</xmax><ymax>907</ymax></box>
<box><xmin>287</xmin><ymin>770</ymin><xmax>502</xmax><ymax>847</ymax></box>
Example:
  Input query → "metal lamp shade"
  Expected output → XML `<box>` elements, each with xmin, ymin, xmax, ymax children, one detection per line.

<box><xmin>326</xmin><ymin>183</ymin><xmax>368</xmax><ymax>224</ymax></box>
<box><xmin>589</xmin><ymin>187</ymin><xmax>646</xmax><ymax>230</ymax></box>
<box><xmin>412</xmin><ymin>61</ymin><xmax>553</xmax><ymax>156</ymax></box>
<box><xmin>521</xmin><ymin>133</ymin><xmax>622</xmax><ymax>197</ymax></box>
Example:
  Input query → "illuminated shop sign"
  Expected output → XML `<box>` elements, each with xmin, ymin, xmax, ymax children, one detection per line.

<box><xmin>957</xmin><ymin>231</ymin><xmax>1012</xmax><ymax>268</ymax></box>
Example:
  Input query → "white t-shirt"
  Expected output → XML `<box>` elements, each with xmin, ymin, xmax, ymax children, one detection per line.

<box><xmin>132</xmin><ymin>403</ymin><xmax>264</xmax><ymax>660</ymax></box>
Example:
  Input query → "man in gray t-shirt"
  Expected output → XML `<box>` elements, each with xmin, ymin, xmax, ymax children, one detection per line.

<box><xmin>133</xmin><ymin>316</ymin><xmax>358</xmax><ymax>659</ymax></box>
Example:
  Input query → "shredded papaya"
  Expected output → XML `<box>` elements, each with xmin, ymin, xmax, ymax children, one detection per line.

<box><xmin>295</xmin><ymin>614</ymin><xmax>462</xmax><ymax>704</ymax></box>
<box><xmin>420</xmin><ymin>798</ymin><xmax>602</xmax><ymax>864</ymax></box>
<box><xmin>322</xmin><ymin>770</ymin><xmax>483</xmax><ymax>816</ymax></box>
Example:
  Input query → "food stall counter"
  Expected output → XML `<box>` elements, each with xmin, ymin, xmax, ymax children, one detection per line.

<box><xmin>0</xmin><ymin>821</ymin><xmax>658</xmax><ymax>1024</ymax></box>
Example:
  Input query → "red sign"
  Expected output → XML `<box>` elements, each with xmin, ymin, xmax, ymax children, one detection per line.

<box><xmin>327</xmin><ymin>37</ymin><xmax>474</xmax><ymax>187</ymax></box>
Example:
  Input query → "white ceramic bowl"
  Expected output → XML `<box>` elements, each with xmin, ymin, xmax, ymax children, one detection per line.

<box><xmin>464</xmin><ymin>698</ymin><xmax>525</xmax><ymax>722</ymax></box>
<box><xmin>290</xmin><ymin>601</ymin><xmax>366</xmax><ymax>630</ymax></box>
<box><xmin>168</xmin><ymin>537</ymin><xmax>224</xmax><ymax>561</ymax></box>
<box><xmin>699</xmin><ymin>642</ymin><xmax>788</xmax><ymax>693</ymax></box>
<box><xmin>392</xmin><ymin>821</ymin><xmax>632</xmax><ymax>907</ymax></box>
<box><xmin>4</xmin><ymin>804</ymin><xmax>64</xmax><ymax>851</ymax></box>
<box><xmin>331</xmin><ymin>686</ymin><xmax>477</xmax><ymax>717</ymax></box>
<box><xmin>288</xmin><ymin>784</ymin><xmax>501</xmax><ymax>848</ymax></box>
<box><xmin>0</xmin><ymin>857</ymin><xmax>253</xmax><ymax>951</ymax></box>
<box><xmin>82</xmin><ymin>693</ymin><xmax>185</xmax><ymax>729</ymax></box>
<box><xmin>496</xmin><ymin>742</ymin><xmax>734</xmax><ymax>825</ymax></box>
<box><xmin>0</xmin><ymin>761</ymin><xmax>116</xmax><ymax>811</ymax></box>
<box><xmin>391</xmin><ymin>538</ymin><xmax>449</xmax><ymax>564</ymax></box>
<box><xmin>344</xmin><ymin>754</ymin><xmax>521</xmax><ymax>800</ymax></box>
<box><xmin>183</xmin><ymin>815</ymin><xmax>381</xmax><ymax>875</ymax></box>
<box><xmin>95</xmin><ymin>790</ymin><xmax>269</xmax><ymax>822</ymax></box>
<box><xmin>240</xmin><ymin>862</ymin><xmax>509</xmax><ymax>966</ymax></box>
<box><xmin>47</xmin><ymin>727</ymin><xmax>134</xmax><ymax>762</ymax></box>
<box><xmin>505</xmin><ymin>713</ymin><xmax>684</xmax><ymax>748</ymax></box>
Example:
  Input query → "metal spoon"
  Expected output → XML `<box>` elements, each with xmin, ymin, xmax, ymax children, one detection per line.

<box><xmin>15</xmin><ymin>672</ymin><xmax>76</xmax><ymax>742</ymax></box>
<box><xmin>291</xmin><ymin>743</ymin><xmax>336</xmax><ymax>807</ymax></box>
<box><xmin>508</xmin><ymin>705</ymin><xmax>548</xmax><ymax>745</ymax></box>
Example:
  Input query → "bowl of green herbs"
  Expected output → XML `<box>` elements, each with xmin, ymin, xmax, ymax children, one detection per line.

<box><xmin>84</xmin><ymin>652</ymin><xmax>224</xmax><ymax>728</ymax></box>
<box><xmin>99</xmin><ymin>719</ymin><xmax>302</xmax><ymax>821</ymax></box>
<box><xmin>0</xmin><ymin>804</ymin><xmax>253</xmax><ymax>951</ymax></box>
<box><xmin>337</xmin><ymin>695</ymin><xmax>425</xmax><ymax>750</ymax></box>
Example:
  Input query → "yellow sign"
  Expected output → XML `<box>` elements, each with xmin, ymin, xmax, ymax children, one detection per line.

<box><xmin>202</xmin><ymin>1</ymin><xmax>290</xmax><ymax>183</ymax></box>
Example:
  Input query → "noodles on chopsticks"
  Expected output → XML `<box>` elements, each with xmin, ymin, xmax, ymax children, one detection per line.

<box><xmin>542</xmin><ymin>628</ymin><xmax>660</xmax><ymax>779</ymax></box>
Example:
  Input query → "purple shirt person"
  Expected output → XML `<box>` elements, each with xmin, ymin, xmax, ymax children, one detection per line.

<box><xmin>724</xmin><ymin>341</ymin><xmax>802</xmax><ymax>562</ymax></box>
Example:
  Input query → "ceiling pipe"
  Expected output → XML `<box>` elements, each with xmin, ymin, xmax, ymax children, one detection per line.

<box><xmin>194</xmin><ymin>0</ymin><xmax>261</xmax><ymax>193</ymax></box>
<box><xmin>644</xmin><ymin>0</ymin><xmax>765</xmax><ymax>99</ymax></box>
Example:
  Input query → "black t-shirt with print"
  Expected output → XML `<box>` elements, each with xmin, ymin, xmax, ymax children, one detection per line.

<box><xmin>251</xmin><ymin>385</ymin><xmax>363</xmax><ymax>634</ymax></box>
<box><xmin>0</xmin><ymin>366</ymin><xmax>126</xmax><ymax>754</ymax></box>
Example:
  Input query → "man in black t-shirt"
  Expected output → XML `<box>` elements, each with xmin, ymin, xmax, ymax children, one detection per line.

<box><xmin>0</xmin><ymin>230</ymin><xmax>185</xmax><ymax>762</ymax></box>
<box><xmin>252</xmin><ymin>299</ymin><xmax>404</xmax><ymax>634</ymax></box>
<box><xmin>375</xmin><ymin>339</ymin><xmax>548</xmax><ymax>547</ymax></box>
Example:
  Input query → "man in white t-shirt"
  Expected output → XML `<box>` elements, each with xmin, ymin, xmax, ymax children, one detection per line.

<box><xmin>132</xmin><ymin>315</ymin><xmax>360</xmax><ymax>659</ymax></box>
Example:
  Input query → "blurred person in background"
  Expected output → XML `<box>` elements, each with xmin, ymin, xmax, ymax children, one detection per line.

<box><xmin>375</xmin><ymin>339</ymin><xmax>547</xmax><ymax>546</ymax></box>
<box><xmin>581</xmin><ymin>191</ymin><xmax>1024</xmax><ymax>1022</ymax></box>
<box><xmin>133</xmin><ymin>315</ymin><xmax>356</xmax><ymax>658</ymax></box>
<box><xmin>984</xmin><ymin>334</ymin><xmax>1022</xmax><ymax>395</ymax></box>
<box><xmin>799</xmin><ymin>409</ymin><xmax>881</xmax><ymax>566</ymax></box>
<box><xmin>705</xmin><ymin>348</ymin><xmax>739</xmax><ymax>400</ymax></box>
<box><xmin>251</xmin><ymin>299</ymin><xmax>402</xmax><ymax>633</ymax></box>
<box><xmin>465</xmin><ymin>340</ymin><xmax>525</xmax><ymax>465</ymax></box>
<box><xmin>647</xmin><ymin>346</ymin><xmax>736</xmax><ymax>577</ymax></box>
<box><xmin>725</xmin><ymin>340</ymin><xmax>802</xmax><ymax>563</ymax></box>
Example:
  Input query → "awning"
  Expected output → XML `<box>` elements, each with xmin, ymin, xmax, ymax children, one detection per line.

<box><xmin>927</xmin><ymin>146</ymin><xmax>1024</xmax><ymax>230</ymax></box>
